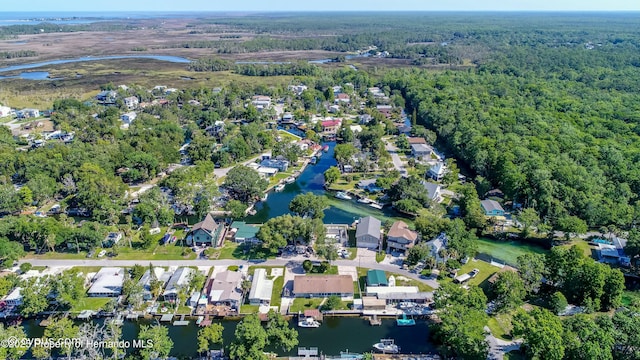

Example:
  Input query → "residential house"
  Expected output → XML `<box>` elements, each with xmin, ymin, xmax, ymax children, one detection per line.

<box><xmin>231</xmin><ymin>221</ymin><xmax>260</xmax><ymax>244</ymax></box>
<box><xmin>425</xmin><ymin>233</ymin><xmax>448</xmax><ymax>263</ymax></box>
<box><xmin>335</xmin><ymin>93</ymin><xmax>350</xmax><ymax>104</ymax></box>
<box><xmin>163</xmin><ymin>267</ymin><xmax>194</xmax><ymax>302</ymax></box>
<box><xmin>411</xmin><ymin>143</ymin><xmax>432</xmax><ymax>158</ymax></box>
<box><xmin>480</xmin><ymin>200</ymin><xmax>505</xmax><ymax>217</ymax></box>
<box><xmin>598</xmin><ymin>237</ymin><xmax>631</xmax><ymax>266</ymax></box>
<box><xmin>138</xmin><ymin>267</ymin><xmax>171</xmax><ymax>301</ymax></box>
<box><xmin>427</xmin><ymin>161</ymin><xmax>447</xmax><ymax>181</ymax></box>
<box><xmin>359</xmin><ymin>114</ymin><xmax>373</xmax><ymax>124</ymax></box>
<box><xmin>188</xmin><ymin>213</ymin><xmax>224</xmax><ymax>247</ymax></box>
<box><xmin>205</xmin><ymin>121</ymin><xmax>225</xmax><ymax>137</ymax></box>
<box><xmin>386</xmin><ymin>221</ymin><xmax>419</xmax><ymax>253</ymax></box>
<box><xmin>408</xmin><ymin>137</ymin><xmax>427</xmax><ymax>145</ymax></box>
<box><xmin>17</xmin><ymin>108</ymin><xmax>40</xmax><ymax>119</ymax></box>
<box><xmin>260</xmin><ymin>158</ymin><xmax>289</xmax><ymax>172</ymax></box>
<box><xmin>356</xmin><ymin>216</ymin><xmax>382</xmax><ymax>249</ymax></box>
<box><xmin>96</xmin><ymin>90</ymin><xmax>118</xmax><ymax>104</ymax></box>
<box><xmin>189</xmin><ymin>291</ymin><xmax>201</xmax><ymax>308</ymax></box>
<box><xmin>422</xmin><ymin>181</ymin><xmax>442</xmax><ymax>203</ymax></box>
<box><xmin>120</xmin><ymin>112</ymin><xmax>137</xmax><ymax>125</ymax></box>
<box><xmin>248</xmin><ymin>268</ymin><xmax>274</xmax><ymax>306</ymax></box>
<box><xmin>257</xmin><ymin>167</ymin><xmax>278</xmax><ymax>178</ymax></box>
<box><xmin>288</xmin><ymin>85</ymin><xmax>308</xmax><ymax>96</ymax></box>
<box><xmin>349</xmin><ymin>125</ymin><xmax>363</xmax><ymax>134</ymax></box>
<box><xmin>368</xmin><ymin>87</ymin><xmax>385</xmax><ymax>97</ymax></box>
<box><xmin>124</xmin><ymin>96</ymin><xmax>139</xmax><ymax>109</ymax></box>
<box><xmin>251</xmin><ymin>96</ymin><xmax>271</xmax><ymax>109</ymax></box>
<box><xmin>328</xmin><ymin>104</ymin><xmax>340</xmax><ymax>114</ymax></box>
<box><xmin>292</xmin><ymin>275</ymin><xmax>354</xmax><ymax>298</ymax></box>
<box><xmin>376</xmin><ymin>105</ymin><xmax>393</xmax><ymax>118</ymax></box>
<box><xmin>357</xmin><ymin>178</ymin><xmax>383</xmax><ymax>193</ymax></box>
<box><xmin>281</xmin><ymin>113</ymin><xmax>294</xmax><ymax>124</ymax></box>
<box><xmin>332</xmin><ymin>86</ymin><xmax>343</xmax><ymax>94</ymax></box>
<box><xmin>0</xmin><ymin>105</ymin><xmax>12</xmax><ymax>118</ymax></box>
<box><xmin>366</xmin><ymin>269</ymin><xmax>388</xmax><ymax>287</ymax></box>
<box><xmin>366</xmin><ymin>286</ymin><xmax>432</xmax><ymax>305</ymax></box>
<box><xmin>165</xmin><ymin>88</ymin><xmax>178</xmax><ymax>95</ymax></box>
<box><xmin>322</xmin><ymin>119</ymin><xmax>342</xmax><ymax>135</ymax></box>
<box><xmin>87</xmin><ymin>267</ymin><xmax>125</xmax><ymax>297</ymax></box>
<box><xmin>103</xmin><ymin>232</ymin><xmax>123</xmax><ymax>248</ymax></box>
<box><xmin>208</xmin><ymin>270</ymin><xmax>243</xmax><ymax>310</ymax></box>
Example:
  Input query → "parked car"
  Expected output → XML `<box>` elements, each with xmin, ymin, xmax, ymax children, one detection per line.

<box><xmin>97</xmin><ymin>250</ymin><xmax>107</xmax><ymax>258</ymax></box>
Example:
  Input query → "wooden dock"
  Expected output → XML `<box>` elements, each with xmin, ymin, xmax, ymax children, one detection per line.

<box><xmin>173</xmin><ymin>314</ymin><xmax>189</xmax><ymax>326</ymax></box>
<box><xmin>369</xmin><ymin>314</ymin><xmax>382</xmax><ymax>326</ymax></box>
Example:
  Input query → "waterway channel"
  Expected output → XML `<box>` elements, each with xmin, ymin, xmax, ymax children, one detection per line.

<box><xmin>244</xmin><ymin>141</ymin><xmax>409</xmax><ymax>225</ymax></box>
<box><xmin>21</xmin><ymin>316</ymin><xmax>437</xmax><ymax>358</ymax></box>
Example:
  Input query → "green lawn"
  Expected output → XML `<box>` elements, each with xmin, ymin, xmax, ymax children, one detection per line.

<box><xmin>240</xmin><ymin>304</ymin><xmax>260</xmax><ymax>314</ymax></box>
<box><xmin>442</xmin><ymin>259</ymin><xmax>502</xmax><ymax>292</ymax></box>
<box><xmin>26</xmin><ymin>251</ymin><xmax>89</xmax><ymax>260</ymax></box>
<box><xmin>376</xmin><ymin>251</ymin><xmax>386</xmax><ymax>263</ymax></box>
<box><xmin>72</xmin><ymin>266</ymin><xmax>104</xmax><ymax>274</ymax></box>
<box><xmin>487</xmin><ymin>312</ymin><xmax>515</xmax><ymax>340</ymax></box>
<box><xmin>356</xmin><ymin>267</ymin><xmax>434</xmax><ymax>292</ymax></box>
<box><xmin>476</xmin><ymin>237</ymin><xmax>547</xmax><ymax>266</ymax></box>
<box><xmin>176</xmin><ymin>305</ymin><xmax>192</xmax><ymax>314</ymax></box>
<box><xmin>561</xmin><ymin>239</ymin><xmax>593</xmax><ymax>258</ymax></box>
<box><xmin>70</xmin><ymin>297</ymin><xmax>112</xmax><ymax>312</ymax></box>
<box><xmin>290</xmin><ymin>298</ymin><xmax>324</xmax><ymax>313</ymax></box>
<box><xmin>622</xmin><ymin>290</ymin><xmax>640</xmax><ymax>307</ymax></box>
<box><xmin>113</xmin><ymin>244</ymin><xmax>197</xmax><ymax>260</ymax></box>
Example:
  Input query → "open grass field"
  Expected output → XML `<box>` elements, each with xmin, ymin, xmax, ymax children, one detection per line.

<box><xmin>289</xmin><ymin>298</ymin><xmax>324</xmax><ymax>313</ymax></box>
<box><xmin>70</xmin><ymin>297</ymin><xmax>112</xmax><ymax>312</ymax></box>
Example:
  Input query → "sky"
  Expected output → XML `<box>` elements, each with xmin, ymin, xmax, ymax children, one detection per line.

<box><xmin>4</xmin><ymin>0</ymin><xmax>640</xmax><ymax>12</ymax></box>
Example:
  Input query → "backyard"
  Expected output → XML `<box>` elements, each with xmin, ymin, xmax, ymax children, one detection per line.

<box><xmin>476</xmin><ymin>237</ymin><xmax>548</xmax><ymax>266</ymax></box>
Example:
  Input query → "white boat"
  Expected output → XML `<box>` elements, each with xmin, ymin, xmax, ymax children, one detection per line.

<box><xmin>357</xmin><ymin>198</ymin><xmax>372</xmax><ymax>204</ymax></box>
<box><xmin>335</xmin><ymin>191</ymin><xmax>352</xmax><ymax>200</ymax></box>
<box><xmin>369</xmin><ymin>202</ymin><xmax>383</xmax><ymax>209</ymax></box>
<box><xmin>275</xmin><ymin>184</ymin><xmax>285</xmax><ymax>192</ymax></box>
<box><xmin>298</xmin><ymin>317</ymin><xmax>321</xmax><ymax>328</ymax></box>
<box><xmin>372</xmin><ymin>339</ymin><xmax>399</xmax><ymax>354</ymax></box>
<box><xmin>285</xmin><ymin>176</ymin><xmax>296</xmax><ymax>184</ymax></box>
<box><xmin>260</xmin><ymin>193</ymin><xmax>268</xmax><ymax>202</ymax></box>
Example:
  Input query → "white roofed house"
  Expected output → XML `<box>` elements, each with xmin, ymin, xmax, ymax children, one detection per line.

<box><xmin>427</xmin><ymin>161</ymin><xmax>447</xmax><ymax>181</ymax></box>
<box><xmin>426</xmin><ymin>233</ymin><xmax>448</xmax><ymax>263</ymax></box>
<box><xmin>248</xmin><ymin>268</ymin><xmax>274</xmax><ymax>306</ymax></box>
<box><xmin>0</xmin><ymin>105</ymin><xmax>13</xmax><ymax>118</ymax></box>
<box><xmin>120</xmin><ymin>112</ymin><xmax>137</xmax><ymax>126</ymax></box>
<box><xmin>88</xmin><ymin>267</ymin><xmax>125</xmax><ymax>297</ymax></box>
<box><xmin>3</xmin><ymin>287</ymin><xmax>23</xmax><ymax>306</ymax></box>
<box><xmin>411</xmin><ymin>143</ymin><xmax>433</xmax><ymax>158</ymax></box>
<box><xmin>251</xmin><ymin>95</ymin><xmax>271</xmax><ymax>110</ymax></box>
<box><xmin>162</xmin><ymin>267</ymin><xmax>194</xmax><ymax>302</ymax></box>
<box><xmin>124</xmin><ymin>96</ymin><xmax>139</xmax><ymax>109</ymax></box>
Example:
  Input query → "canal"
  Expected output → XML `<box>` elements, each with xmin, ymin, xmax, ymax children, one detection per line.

<box><xmin>244</xmin><ymin>141</ymin><xmax>410</xmax><ymax>225</ymax></box>
<box><xmin>21</xmin><ymin>317</ymin><xmax>437</xmax><ymax>358</ymax></box>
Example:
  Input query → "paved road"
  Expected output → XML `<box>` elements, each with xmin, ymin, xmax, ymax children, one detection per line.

<box><xmin>384</xmin><ymin>139</ymin><xmax>407</xmax><ymax>177</ymax></box>
<box><xmin>20</xmin><ymin>258</ymin><xmax>439</xmax><ymax>289</ymax></box>
<box><xmin>485</xmin><ymin>326</ymin><xmax>522</xmax><ymax>360</ymax></box>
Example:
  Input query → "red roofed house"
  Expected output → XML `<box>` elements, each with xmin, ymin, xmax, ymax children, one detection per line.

<box><xmin>335</xmin><ymin>93</ymin><xmax>350</xmax><ymax>104</ymax></box>
<box><xmin>408</xmin><ymin>137</ymin><xmax>427</xmax><ymax>145</ymax></box>
<box><xmin>321</xmin><ymin>119</ymin><xmax>342</xmax><ymax>135</ymax></box>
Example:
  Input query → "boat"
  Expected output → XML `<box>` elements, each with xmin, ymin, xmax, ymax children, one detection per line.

<box><xmin>285</xmin><ymin>176</ymin><xmax>296</xmax><ymax>184</ymax></box>
<box><xmin>323</xmin><ymin>145</ymin><xmax>329</xmax><ymax>152</ymax></box>
<box><xmin>260</xmin><ymin>193</ymin><xmax>268</xmax><ymax>202</ymax></box>
<box><xmin>369</xmin><ymin>202</ymin><xmax>383</xmax><ymax>209</ymax></box>
<box><xmin>275</xmin><ymin>184</ymin><xmax>285</xmax><ymax>192</ymax></box>
<box><xmin>396</xmin><ymin>314</ymin><xmax>416</xmax><ymax>326</ymax></box>
<box><xmin>196</xmin><ymin>316</ymin><xmax>204</xmax><ymax>325</ymax></box>
<box><xmin>310</xmin><ymin>156</ymin><xmax>317</xmax><ymax>164</ymax></box>
<box><xmin>357</xmin><ymin>197</ymin><xmax>372</xmax><ymax>204</ymax></box>
<box><xmin>335</xmin><ymin>191</ymin><xmax>352</xmax><ymax>200</ymax></box>
<box><xmin>340</xmin><ymin>351</ymin><xmax>364</xmax><ymax>359</ymax></box>
<box><xmin>372</xmin><ymin>339</ymin><xmax>399</xmax><ymax>354</ymax></box>
<box><xmin>298</xmin><ymin>317</ymin><xmax>321</xmax><ymax>328</ymax></box>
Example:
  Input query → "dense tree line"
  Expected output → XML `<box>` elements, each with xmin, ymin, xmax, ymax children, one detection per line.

<box><xmin>0</xmin><ymin>50</ymin><xmax>38</xmax><ymax>59</ymax></box>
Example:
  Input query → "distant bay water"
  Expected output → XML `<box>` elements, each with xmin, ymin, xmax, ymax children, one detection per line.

<box><xmin>0</xmin><ymin>12</ymin><xmax>207</xmax><ymax>26</ymax></box>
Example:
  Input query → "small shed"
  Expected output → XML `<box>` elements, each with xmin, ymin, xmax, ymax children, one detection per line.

<box><xmin>367</xmin><ymin>269</ymin><xmax>388</xmax><ymax>287</ymax></box>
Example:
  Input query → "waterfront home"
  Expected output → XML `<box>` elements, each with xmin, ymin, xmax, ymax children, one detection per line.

<box><xmin>208</xmin><ymin>270</ymin><xmax>243</xmax><ymax>310</ymax></box>
<box><xmin>88</xmin><ymin>267</ymin><xmax>125</xmax><ymax>297</ymax></box>
<box><xmin>3</xmin><ymin>287</ymin><xmax>23</xmax><ymax>306</ymax></box>
<box><xmin>411</xmin><ymin>143</ymin><xmax>432</xmax><ymax>158</ymax></box>
<box><xmin>362</xmin><ymin>296</ymin><xmax>387</xmax><ymax>311</ymax></box>
<box><xmin>138</xmin><ymin>267</ymin><xmax>172</xmax><ymax>301</ymax></box>
<box><xmin>425</xmin><ymin>233</ymin><xmax>448</xmax><ymax>263</ymax></box>
<box><xmin>386</xmin><ymin>221</ymin><xmax>419</xmax><ymax>253</ymax></box>
<box><xmin>230</xmin><ymin>221</ymin><xmax>260</xmax><ymax>244</ymax></box>
<box><xmin>427</xmin><ymin>161</ymin><xmax>447</xmax><ymax>181</ymax></box>
<box><xmin>366</xmin><ymin>270</ymin><xmax>388</xmax><ymax>287</ymax></box>
<box><xmin>357</xmin><ymin>179</ymin><xmax>383</xmax><ymax>193</ymax></box>
<box><xmin>120</xmin><ymin>112</ymin><xmax>137</xmax><ymax>125</ymax></box>
<box><xmin>356</xmin><ymin>216</ymin><xmax>382</xmax><ymax>249</ymax></box>
<box><xmin>321</xmin><ymin>119</ymin><xmax>342</xmax><ymax>135</ymax></box>
<box><xmin>292</xmin><ymin>275</ymin><xmax>354</xmax><ymax>298</ymax></box>
<box><xmin>124</xmin><ymin>96</ymin><xmax>139</xmax><ymax>109</ymax></box>
<box><xmin>598</xmin><ymin>237</ymin><xmax>631</xmax><ymax>266</ymax></box>
<box><xmin>260</xmin><ymin>158</ymin><xmax>289</xmax><ymax>172</ymax></box>
<box><xmin>366</xmin><ymin>286</ymin><xmax>432</xmax><ymax>303</ymax></box>
<box><xmin>248</xmin><ymin>268</ymin><xmax>274</xmax><ymax>306</ymax></box>
<box><xmin>257</xmin><ymin>166</ymin><xmax>279</xmax><ymax>178</ymax></box>
<box><xmin>188</xmin><ymin>213</ymin><xmax>224</xmax><ymax>247</ymax></box>
<box><xmin>189</xmin><ymin>291</ymin><xmax>201</xmax><ymax>308</ymax></box>
<box><xmin>422</xmin><ymin>181</ymin><xmax>442</xmax><ymax>203</ymax></box>
<box><xmin>251</xmin><ymin>95</ymin><xmax>271</xmax><ymax>110</ymax></box>
<box><xmin>481</xmin><ymin>199</ymin><xmax>505</xmax><ymax>217</ymax></box>
<box><xmin>163</xmin><ymin>267</ymin><xmax>194</xmax><ymax>302</ymax></box>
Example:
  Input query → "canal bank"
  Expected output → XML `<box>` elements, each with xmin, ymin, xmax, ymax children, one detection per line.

<box><xmin>21</xmin><ymin>317</ymin><xmax>438</xmax><ymax>358</ymax></box>
<box><xmin>244</xmin><ymin>142</ymin><xmax>410</xmax><ymax>225</ymax></box>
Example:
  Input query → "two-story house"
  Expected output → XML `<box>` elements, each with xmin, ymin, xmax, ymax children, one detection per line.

<box><xmin>386</xmin><ymin>221</ymin><xmax>419</xmax><ymax>253</ymax></box>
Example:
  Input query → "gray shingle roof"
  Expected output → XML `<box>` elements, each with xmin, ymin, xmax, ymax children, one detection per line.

<box><xmin>356</xmin><ymin>216</ymin><xmax>381</xmax><ymax>240</ymax></box>
<box><xmin>481</xmin><ymin>199</ymin><xmax>504</xmax><ymax>213</ymax></box>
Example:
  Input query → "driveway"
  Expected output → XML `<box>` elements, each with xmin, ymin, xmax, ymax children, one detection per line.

<box><xmin>214</xmin><ymin>154</ymin><xmax>267</xmax><ymax>178</ymax></box>
<box><xmin>485</xmin><ymin>326</ymin><xmax>523</xmax><ymax>360</ymax></box>
<box><xmin>384</xmin><ymin>139</ymin><xmax>407</xmax><ymax>176</ymax></box>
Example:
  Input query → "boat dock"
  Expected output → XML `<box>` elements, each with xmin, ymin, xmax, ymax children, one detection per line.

<box><xmin>160</xmin><ymin>314</ymin><xmax>174</xmax><ymax>322</ymax></box>
<box><xmin>369</xmin><ymin>314</ymin><xmax>382</xmax><ymax>326</ymax></box>
<box><xmin>110</xmin><ymin>314</ymin><xmax>124</xmax><ymax>326</ymax></box>
<box><xmin>76</xmin><ymin>310</ymin><xmax>96</xmax><ymax>320</ymax></box>
<box><xmin>173</xmin><ymin>314</ymin><xmax>190</xmax><ymax>326</ymax></box>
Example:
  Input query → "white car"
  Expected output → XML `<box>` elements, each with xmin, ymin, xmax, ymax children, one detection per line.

<box><xmin>97</xmin><ymin>250</ymin><xmax>107</xmax><ymax>258</ymax></box>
